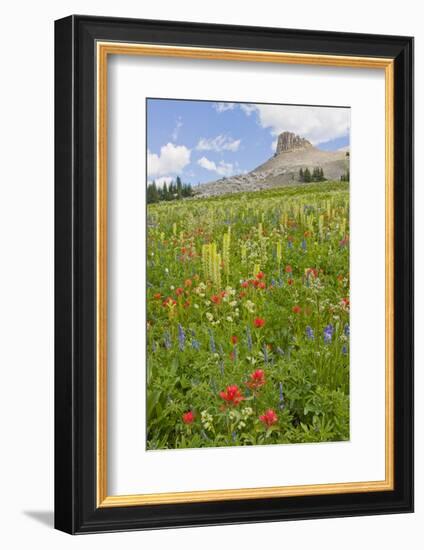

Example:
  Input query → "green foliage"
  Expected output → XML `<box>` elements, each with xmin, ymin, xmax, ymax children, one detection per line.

<box><xmin>146</xmin><ymin>182</ymin><xmax>350</xmax><ymax>449</ymax></box>
<box><xmin>147</xmin><ymin>177</ymin><xmax>193</xmax><ymax>203</ymax></box>
<box><xmin>299</xmin><ymin>167</ymin><xmax>326</xmax><ymax>183</ymax></box>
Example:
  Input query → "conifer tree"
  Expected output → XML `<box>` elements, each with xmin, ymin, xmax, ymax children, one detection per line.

<box><xmin>303</xmin><ymin>168</ymin><xmax>312</xmax><ymax>183</ymax></box>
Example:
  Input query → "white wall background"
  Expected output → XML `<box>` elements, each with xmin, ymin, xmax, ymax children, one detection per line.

<box><xmin>0</xmin><ymin>0</ymin><xmax>420</xmax><ymax>547</ymax></box>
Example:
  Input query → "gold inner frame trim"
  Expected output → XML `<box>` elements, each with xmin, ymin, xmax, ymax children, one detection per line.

<box><xmin>96</xmin><ymin>42</ymin><xmax>395</xmax><ymax>508</ymax></box>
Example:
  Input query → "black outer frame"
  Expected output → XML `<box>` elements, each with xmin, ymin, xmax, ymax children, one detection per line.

<box><xmin>54</xmin><ymin>15</ymin><xmax>414</xmax><ymax>534</ymax></box>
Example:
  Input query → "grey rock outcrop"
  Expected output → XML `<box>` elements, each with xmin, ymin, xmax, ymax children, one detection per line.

<box><xmin>276</xmin><ymin>131</ymin><xmax>312</xmax><ymax>154</ymax></box>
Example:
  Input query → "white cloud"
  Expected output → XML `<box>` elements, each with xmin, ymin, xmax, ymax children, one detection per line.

<box><xmin>213</xmin><ymin>102</ymin><xmax>235</xmax><ymax>113</ymax></box>
<box><xmin>171</xmin><ymin>117</ymin><xmax>183</xmax><ymax>141</ymax></box>
<box><xmin>197</xmin><ymin>156</ymin><xmax>216</xmax><ymax>171</ymax></box>
<box><xmin>197</xmin><ymin>156</ymin><xmax>234</xmax><ymax>177</ymax></box>
<box><xmin>239</xmin><ymin>103</ymin><xmax>256</xmax><ymax>116</ymax></box>
<box><xmin>239</xmin><ymin>104</ymin><xmax>350</xmax><ymax>145</ymax></box>
<box><xmin>196</xmin><ymin>134</ymin><xmax>241</xmax><ymax>152</ymax></box>
<box><xmin>147</xmin><ymin>142</ymin><xmax>191</xmax><ymax>178</ymax></box>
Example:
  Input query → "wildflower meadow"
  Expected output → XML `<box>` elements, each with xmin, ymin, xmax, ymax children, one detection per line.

<box><xmin>146</xmin><ymin>181</ymin><xmax>350</xmax><ymax>450</ymax></box>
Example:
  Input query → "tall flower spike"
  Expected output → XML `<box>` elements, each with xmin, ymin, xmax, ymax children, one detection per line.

<box><xmin>178</xmin><ymin>324</ymin><xmax>185</xmax><ymax>351</ymax></box>
<box><xmin>279</xmin><ymin>382</ymin><xmax>285</xmax><ymax>410</ymax></box>
<box><xmin>306</xmin><ymin>326</ymin><xmax>314</xmax><ymax>340</ymax></box>
<box><xmin>164</xmin><ymin>331</ymin><xmax>172</xmax><ymax>350</ymax></box>
<box><xmin>246</xmin><ymin>326</ymin><xmax>252</xmax><ymax>352</ymax></box>
<box><xmin>262</xmin><ymin>343</ymin><xmax>268</xmax><ymax>364</ymax></box>
<box><xmin>208</xmin><ymin>329</ymin><xmax>216</xmax><ymax>353</ymax></box>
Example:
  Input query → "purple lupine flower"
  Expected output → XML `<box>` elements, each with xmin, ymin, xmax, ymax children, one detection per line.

<box><xmin>301</xmin><ymin>239</ymin><xmax>307</xmax><ymax>250</ymax></box>
<box><xmin>288</xmin><ymin>241</ymin><xmax>293</xmax><ymax>249</ymax></box>
<box><xmin>246</xmin><ymin>326</ymin><xmax>252</xmax><ymax>352</ymax></box>
<box><xmin>306</xmin><ymin>326</ymin><xmax>314</xmax><ymax>340</ymax></box>
<box><xmin>344</xmin><ymin>323</ymin><xmax>350</xmax><ymax>337</ymax></box>
<box><xmin>208</xmin><ymin>329</ymin><xmax>216</xmax><ymax>353</ymax></box>
<box><xmin>178</xmin><ymin>324</ymin><xmax>185</xmax><ymax>351</ymax></box>
<box><xmin>276</xmin><ymin>347</ymin><xmax>285</xmax><ymax>356</ymax></box>
<box><xmin>219</xmin><ymin>359</ymin><xmax>224</xmax><ymax>376</ymax></box>
<box><xmin>279</xmin><ymin>381</ymin><xmax>285</xmax><ymax>410</ymax></box>
<box><xmin>323</xmin><ymin>324</ymin><xmax>334</xmax><ymax>344</ymax></box>
<box><xmin>342</xmin><ymin>345</ymin><xmax>348</xmax><ymax>355</ymax></box>
<box><xmin>262</xmin><ymin>343</ymin><xmax>268</xmax><ymax>365</ymax></box>
<box><xmin>163</xmin><ymin>331</ymin><xmax>172</xmax><ymax>350</ymax></box>
<box><xmin>151</xmin><ymin>340</ymin><xmax>157</xmax><ymax>352</ymax></box>
<box><xmin>190</xmin><ymin>329</ymin><xmax>200</xmax><ymax>351</ymax></box>
<box><xmin>232</xmin><ymin>345</ymin><xmax>238</xmax><ymax>363</ymax></box>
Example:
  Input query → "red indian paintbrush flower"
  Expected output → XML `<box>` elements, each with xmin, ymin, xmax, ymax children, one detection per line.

<box><xmin>246</xmin><ymin>369</ymin><xmax>266</xmax><ymax>390</ymax></box>
<box><xmin>219</xmin><ymin>385</ymin><xmax>244</xmax><ymax>406</ymax></box>
<box><xmin>257</xmin><ymin>281</ymin><xmax>266</xmax><ymax>290</ymax></box>
<box><xmin>305</xmin><ymin>267</ymin><xmax>318</xmax><ymax>279</ymax></box>
<box><xmin>176</xmin><ymin>287</ymin><xmax>184</xmax><ymax>296</ymax></box>
<box><xmin>292</xmin><ymin>305</ymin><xmax>302</xmax><ymax>314</ymax></box>
<box><xmin>182</xmin><ymin>411</ymin><xmax>195</xmax><ymax>424</ymax></box>
<box><xmin>241</xmin><ymin>281</ymin><xmax>249</xmax><ymax>288</ymax></box>
<box><xmin>259</xmin><ymin>409</ymin><xmax>278</xmax><ymax>427</ymax></box>
<box><xmin>230</xmin><ymin>335</ymin><xmax>238</xmax><ymax>345</ymax></box>
<box><xmin>256</xmin><ymin>271</ymin><xmax>265</xmax><ymax>280</ymax></box>
<box><xmin>162</xmin><ymin>297</ymin><xmax>177</xmax><ymax>308</ymax></box>
<box><xmin>253</xmin><ymin>317</ymin><xmax>265</xmax><ymax>328</ymax></box>
<box><xmin>211</xmin><ymin>294</ymin><xmax>221</xmax><ymax>305</ymax></box>
<box><xmin>285</xmin><ymin>265</ymin><xmax>293</xmax><ymax>273</ymax></box>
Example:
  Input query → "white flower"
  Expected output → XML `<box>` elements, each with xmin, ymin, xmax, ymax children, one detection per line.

<box><xmin>226</xmin><ymin>316</ymin><xmax>233</xmax><ymax>322</ymax></box>
<box><xmin>242</xmin><ymin>407</ymin><xmax>253</xmax><ymax>417</ymax></box>
<box><xmin>243</xmin><ymin>300</ymin><xmax>256</xmax><ymax>313</ymax></box>
<box><xmin>230</xmin><ymin>300</ymin><xmax>237</xmax><ymax>307</ymax></box>
<box><xmin>206</xmin><ymin>312</ymin><xmax>214</xmax><ymax>322</ymax></box>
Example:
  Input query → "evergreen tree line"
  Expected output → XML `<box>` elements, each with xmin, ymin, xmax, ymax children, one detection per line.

<box><xmin>298</xmin><ymin>167</ymin><xmax>326</xmax><ymax>183</ymax></box>
<box><xmin>147</xmin><ymin>176</ymin><xmax>193</xmax><ymax>204</ymax></box>
<box><xmin>340</xmin><ymin>169</ymin><xmax>350</xmax><ymax>182</ymax></box>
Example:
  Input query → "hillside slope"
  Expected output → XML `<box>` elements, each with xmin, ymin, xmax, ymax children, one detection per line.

<box><xmin>194</xmin><ymin>131</ymin><xmax>349</xmax><ymax>198</ymax></box>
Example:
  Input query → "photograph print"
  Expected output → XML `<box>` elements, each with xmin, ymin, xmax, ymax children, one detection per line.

<box><xmin>146</xmin><ymin>98</ymin><xmax>350</xmax><ymax>451</ymax></box>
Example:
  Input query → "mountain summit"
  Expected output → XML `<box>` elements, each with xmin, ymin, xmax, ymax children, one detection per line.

<box><xmin>194</xmin><ymin>131</ymin><xmax>349</xmax><ymax>198</ymax></box>
<box><xmin>275</xmin><ymin>131</ymin><xmax>313</xmax><ymax>154</ymax></box>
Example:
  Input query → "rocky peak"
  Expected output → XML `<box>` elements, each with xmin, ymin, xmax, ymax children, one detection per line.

<box><xmin>276</xmin><ymin>131</ymin><xmax>312</xmax><ymax>154</ymax></box>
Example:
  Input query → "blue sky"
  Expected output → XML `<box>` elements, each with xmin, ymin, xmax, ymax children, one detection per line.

<box><xmin>147</xmin><ymin>99</ymin><xmax>350</xmax><ymax>186</ymax></box>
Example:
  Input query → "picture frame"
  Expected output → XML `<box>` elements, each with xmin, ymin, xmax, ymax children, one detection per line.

<box><xmin>54</xmin><ymin>15</ymin><xmax>414</xmax><ymax>534</ymax></box>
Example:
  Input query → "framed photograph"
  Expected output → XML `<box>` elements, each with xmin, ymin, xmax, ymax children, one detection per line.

<box><xmin>54</xmin><ymin>15</ymin><xmax>414</xmax><ymax>534</ymax></box>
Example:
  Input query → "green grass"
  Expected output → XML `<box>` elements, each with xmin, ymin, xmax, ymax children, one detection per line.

<box><xmin>146</xmin><ymin>182</ymin><xmax>350</xmax><ymax>449</ymax></box>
